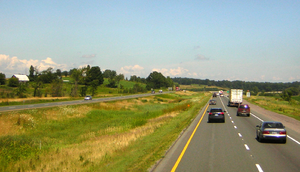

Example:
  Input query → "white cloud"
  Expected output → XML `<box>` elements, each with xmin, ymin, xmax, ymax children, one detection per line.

<box><xmin>119</xmin><ymin>65</ymin><xmax>145</xmax><ymax>77</ymax></box>
<box><xmin>0</xmin><ymin>54</ymin><xmax>67</xmax><ymax>77</ymax></box>
<box><xmin>152</xmin><ymin>67</ymin><xmax>189</xmax><ymax>77</ymax></box>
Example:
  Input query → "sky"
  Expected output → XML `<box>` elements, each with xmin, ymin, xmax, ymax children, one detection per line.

<box><xmin>1</xmin><ymin>0</ymin><xmax>300</xmax><ymax>82</ymax></box>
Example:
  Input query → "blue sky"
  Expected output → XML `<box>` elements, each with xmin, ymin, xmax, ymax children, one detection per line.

<box><xmin>1</xmin><ymin>0</ymin><xmax>299</xmax><ymax>82</ymax></box>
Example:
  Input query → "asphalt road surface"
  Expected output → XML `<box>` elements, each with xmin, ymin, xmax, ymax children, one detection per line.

<box><xmin>152</xmin><ymin>96</ymin><xmax>300</xmax><ymax>172</ymax></box>
<box><xmin>0</xmin><ymin>92</ymin><xmax>167</xmax><ymax>112</ymax></box>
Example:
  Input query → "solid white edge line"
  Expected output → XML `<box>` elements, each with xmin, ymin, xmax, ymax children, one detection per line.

<box><xmin>287</xmin><ymin>135</ymin><xmax>300</xmax><ymax>145</ymax></box>
<box><xmin>256</xmin><ymin>164</ymin><xmax>264</xmax><ymax>172</ymax></box>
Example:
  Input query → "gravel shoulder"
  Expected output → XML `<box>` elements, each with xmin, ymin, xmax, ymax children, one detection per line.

<box><xmin>243</xmin><ymin>99</ymin><xmax>300</xmax><ymax>134</ymax></box>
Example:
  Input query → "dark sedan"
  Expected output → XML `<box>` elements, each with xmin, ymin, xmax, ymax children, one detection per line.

<box><xmin>256</xmin><ymin>121</ymin><xmax>287</xmax><ymax>143</ymax></box>
<box><xmin>207</xmin><ymin>108</ymin><xmax>226</xmax><ymax>123</ymax></box>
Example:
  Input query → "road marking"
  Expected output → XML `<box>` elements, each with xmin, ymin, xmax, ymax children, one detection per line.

<box><xmin>287</xmin><ymin>135</ymin><xmax>300</xmax><ymax>145</ymax></box>
<box><xmin>171</xmin><ymin>104</ymin><xmax>209</xmax><ymax>172</ymax></box>
<box><xmin>234</xmin><ymin>126</ymin><xmax>237</xmax><ymax>129</ymax></box>
<box><xmin>244</xmin><ymin>144</ymin><xmax>250</xmax><ymax>150</ymax></box>
<box><xmin>238</xmin><ymin>133</ymin><xmax>242</xmax><ymax>137</ymax></box>
<box><xmin>256</xmin><ymin>164</ymin><xmax>264</xmax><ymax>172</ymax></box>
<box><xmin>231</xmin><ymin>120</ymin><xmax>234</xmax><ymax>123</ymax></box>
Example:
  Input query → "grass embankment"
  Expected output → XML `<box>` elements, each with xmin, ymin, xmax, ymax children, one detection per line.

<box><xmin>244</xmin><ymin>95</ymin><xmax>300</xmax><ymax>121</ymax></box>
<box><xmin>0</xmin><ymin>91</ymin><xmax>210</xmax><ymax>171</ymax></box>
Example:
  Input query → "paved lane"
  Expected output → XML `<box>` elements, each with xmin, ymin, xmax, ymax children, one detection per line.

<box><xmin>152</xmin><ymin>96</ymin><xmax>300</xmax><ymax>172</ymax></box>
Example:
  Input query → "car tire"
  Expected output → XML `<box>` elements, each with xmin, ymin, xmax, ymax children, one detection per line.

<box><xmin>258</xmin><ymin>135</ymin><xmax>263</xmax><ymax>142</ymax></box>
<box><xmin>247</xmin><ymin>114</ymin><xmax>250</xmax><ymax>117</ymax></box>
<box><xmin>282</xmin><ymin>139</ymin><xmax>286</xmax><ymax>144</ymax></box>
<box><xmin>223</xmin><ymin>119</ymin><xmax>225</xmax><ymax>123</ymax></box>
<box><xmin>237</xmin><ymin>113</ymin><xmax>239</xmax><ymax>116</ymax></box>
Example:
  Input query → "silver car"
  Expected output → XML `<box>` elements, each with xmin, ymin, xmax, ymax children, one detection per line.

<box><xmin>84</xmin><ymin>95</ymin><xmax>92</xmax><ymax>100</ymax></box>
<box><xmin>256</xmin><ymin>121</ymin><xmax>287</xmax><ymax>143</ymax></box>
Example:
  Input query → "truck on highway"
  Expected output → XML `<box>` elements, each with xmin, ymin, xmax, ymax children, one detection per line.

<box><xmin>228</xmin><ymin>89</ymin><xmax>243</xmax><ymax>107</ymax></box>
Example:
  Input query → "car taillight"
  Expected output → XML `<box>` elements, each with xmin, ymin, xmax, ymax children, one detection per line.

<box><xmin>220</xmin><ymin>112</ymin><xmax>224</xmax><ymax>115</ymax></box>
<box><xmin>209</xmin><ymin>112</ymin><xmax>213</xmax><ymax>115</ymax></box>
<box><xmin>262</xmin><ymin>131</ymin><xmax>270</xmax><ymax>134</ymax></box>
<box><xmin>279</xmin><ymin>131</ymin><xmax>286</xmax><ymax>135</ymax></box>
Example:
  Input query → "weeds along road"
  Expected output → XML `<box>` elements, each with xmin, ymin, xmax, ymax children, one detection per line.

<box><xmin>152</xmin><ymin>96</ymin><xmax>300</xmax><ymax>172</ymax></box>
<box><xmin>0</xmin><ymin>92</ymin><xmax>171</xmax><ymax>112</ymax></box>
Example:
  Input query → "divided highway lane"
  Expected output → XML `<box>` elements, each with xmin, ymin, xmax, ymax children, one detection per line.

<box><xmin>152</xmin><ymin>96</ymin><xmax>300</xmax><ymax>172</ymax></box>
<box><xmin>0</xmin><ymin>92</ymin><xmax>169</xmax><ymax>112</ymax></box>
<box><xmin>219</xmin><ymin>96</ymin><xmax>300</xmax><ymax>172</ymax></box>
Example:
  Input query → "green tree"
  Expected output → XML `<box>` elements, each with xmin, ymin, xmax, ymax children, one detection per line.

<box><xmin>39</xmin><ymin>67</ymin><xmax>55</xmax><ymax>83</ymax></box>
<box><xmin>252</xmin><ymin>86</ymin><xmax>259</xmax><ymax>95</ymax></box>
<box><xmin>146</xmin><ymin>71</ymin><xmax>168</xmax><ymax>90</ymax></box>
<box><xmin>55</xmin><ymin>69</ymin><xmax>62</xmax><ymax>79</ymax></box>
<box><xmin>70</xmin><ymin>68</ymin><xmax>83</xmax><ymax>97</ymax></box>
<box><xmin>115</xmin><ymin>74</ymin><xmax>124</xmax><ymax>85</ymax></box>
<box><xmin>0</xmin><ymin>73</ymin><xmax>6</xmax><ymax>85</ymax></box>
<box><xmin>103</xmin><ymin>69</ymin><xmax>116</xmax><ymax>79</ymax></box>
<box><xmin>29</xmin><ymin>65</ymin><xmax>35</xmax><ymax>81</ymax></box>
<box><xmin>62</xmin><ymin>71</ymin><xmax>68</xmax><ymax>77</ymax></box>
<box><xmin>31</xmin><ymin>80</ymin><xmax>43</xmax><ymax>97</ymax></box>
<box><xmin>89</xmin><ymin>80</ymin><xmax>99</xmax><ymax>96</ymax></box>
<box><xmin>107</xmin><ymin>78</ymin><xmax>117</xmax><ymax>88</ymax></box>
<box><xmin>86</xmin><ymin>66</ymin><xmax>103</xmax><ymax>86</ymax></box>
<box><xmin>15</xmin><ymin>83</ymin><xmax>27</xmax><ymax>98</ymax></box>
<box><xmin>281</xmin><ymin>89</ymin><xmax>292</xmax><ymax>102</ymax></box>
<box><xmin>8</xmin><ymin>77</ymin><xmax>19</xmax><ymax>87</ymax></box>
<box><xmin>51</xmin><ymin>79</ymin><xmax>63</xmax><ymax>97</ymax></box>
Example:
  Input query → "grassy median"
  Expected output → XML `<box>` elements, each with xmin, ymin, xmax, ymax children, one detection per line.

<box><xmin>0</xmin><ymin>91</ymin><xmax>210</xmax><ymax>171</ymax></box>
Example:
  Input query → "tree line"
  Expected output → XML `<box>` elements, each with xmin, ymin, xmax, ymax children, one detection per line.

<box><xmin>0</xmin><ymin>66</ymin><xmax>174</xmax><ymax>98</ymax></box>
<box><xmin>172</xmin><ymin>77</ymin><xmax>300</xmax><ymax>100</ymax></box>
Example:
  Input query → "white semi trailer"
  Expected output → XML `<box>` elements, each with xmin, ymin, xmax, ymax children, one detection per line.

<box><xmin>228</xmin><ymin>89</ymin><xmax>243</xmax><ymax>107</ymax></box>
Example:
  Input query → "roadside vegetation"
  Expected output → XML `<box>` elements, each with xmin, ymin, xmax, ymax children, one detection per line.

<box><xmin>244</xmin><ymin>94</ymin><xmax>300</xmax><ymax>121</ymax></box>
<box><xmin>0</xmin><ymin>91</ymin><xmax>211</xmax><ymax>171</ymax></box>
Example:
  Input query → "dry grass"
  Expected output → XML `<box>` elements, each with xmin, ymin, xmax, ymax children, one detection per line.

<box><xmin>11</xmin><ymin>112</ymin><xmax>179</xmax><ymax>171</ymax></box>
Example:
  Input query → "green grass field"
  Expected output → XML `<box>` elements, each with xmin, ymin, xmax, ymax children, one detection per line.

<box><xmin>244</xmin><ymin>95</ymin><xmax>300</xmax><ymax>121</ymax></box>
<box><xmin>0</xmin><ymin>91</ymin><xmax>211</xmax><ymax>171</ymax></box>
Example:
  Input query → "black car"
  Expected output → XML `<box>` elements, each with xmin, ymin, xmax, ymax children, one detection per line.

<box><xmin>207</xmin><ymin>108</ymin><xmax>226</xmax><ymax>123</ymax></box>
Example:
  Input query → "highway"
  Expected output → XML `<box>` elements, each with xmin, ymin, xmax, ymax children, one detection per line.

<box><xmin>152</xmin><ymin>96</ymin><xmax>300</xmax><ymax>172</ymax></box>
<box><xmin>0</xmin><ymin>93</ymin><xmax>163</xmax><ymax>112</ymax></box>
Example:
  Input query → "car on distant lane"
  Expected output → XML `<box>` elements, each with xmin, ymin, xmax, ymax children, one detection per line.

<box><xmin>256</xmin><ymin>121</ymin><xmax>287</xmax><ymax>143</ymax></box>
<box><xmin>209</xmin><ymin>99</ymin><xmax>217</xmax><ymax>105</ymax></box>
<box><xmin>84</xmin><ymin>95</ymin><xmax>92</xmax><ymax>100</ymax></box>
<box><xmin>207</xmin><ymin>108</ymin><xmax>226</xmax><ymax>123</ymax></box>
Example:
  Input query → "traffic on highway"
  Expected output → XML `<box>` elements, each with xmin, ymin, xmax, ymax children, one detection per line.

<box><xmin>152</xmin><ymin>94</ymin><xmax>300</xmax><ymax>172</ymax></box>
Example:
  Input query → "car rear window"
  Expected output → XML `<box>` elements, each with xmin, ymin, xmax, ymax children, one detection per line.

<box><xmin>210</xmin><ymin>109</ymin><xmax>222</xmax><ymax>112</ymax></box>
<box><xmin>263</xmin><ymin>123</ymin><xmax>283</xmax><ymax>128</ymax></box>
<box><xmin>239</xmin><ymin>105</ymin><xmax>249</xmax><ymax>109</ymax></box>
